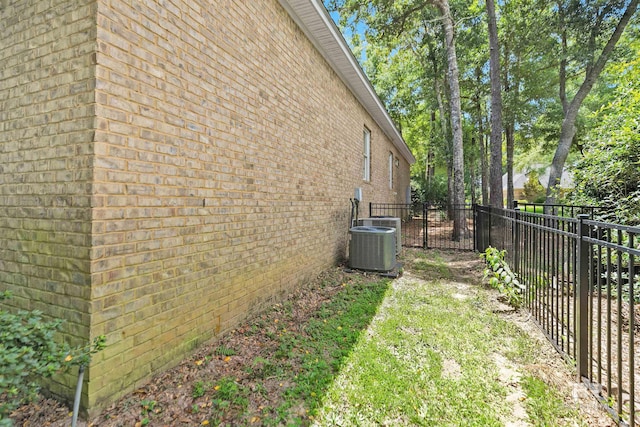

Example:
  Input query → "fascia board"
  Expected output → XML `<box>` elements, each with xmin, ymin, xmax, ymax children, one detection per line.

<box><xmin>277</xmin><ymin>0</ymin><xmax>416</xmax><ymax>164</ymax></box>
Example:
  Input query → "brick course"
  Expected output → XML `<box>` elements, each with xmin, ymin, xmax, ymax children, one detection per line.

<box><xmin>0</xmin><ymin>0</ymin><xmax>97</xmax><ymax>401</ymax></box>
<box><xmin>0</xmin><ymin>0</ymin><xmax>412</xmax><ymax>412</ymax></box>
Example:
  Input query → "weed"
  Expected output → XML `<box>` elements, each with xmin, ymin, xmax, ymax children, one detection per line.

<box><xmin>140</xmin><ymin>399</ymin><xmax>157</xmax><ymax>414</ymax></box>
<box><xmin>138</xmin><ymin>399</ymin><xmax>158</xmax><ymax>425</ymax></box>
<box><xmin>215</xmin><ymin>345</ymin><xmax>237</xmax><ymax>357</ymax></box>
<box><xmin>249</xmin><ymin>356</ymin><xmax>282</xmax><ymax>379</ymax></box>
<box><xmin>208</xmin><ymin>376</ymin><xmax>249</xmax><ymax>421</ymax></box>
<box><xmin>192</xmin><ymin>380</ymin><xmax>210</xmax><ymax>398</ymax></box>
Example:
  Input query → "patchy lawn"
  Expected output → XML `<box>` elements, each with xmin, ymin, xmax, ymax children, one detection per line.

<box><xmin>8</xmin><ymin>250</ymin><xmax>612</xmax><ymax>426</ymax></box>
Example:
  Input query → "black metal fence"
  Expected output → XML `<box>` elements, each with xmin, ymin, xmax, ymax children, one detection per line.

<box><xmin>514</xmin><ymin>201</ymin><xmax>611</xmax><ymax>219</ymax></box>
<box><xmin>369</xmin><ymin>203</ymin><xmax>474</xmax><ymax>251</ymax></box>
<box><xmin>476</xmin><ymin>205</ymin><xmax>639</xmax><ymax>426</ymax></box>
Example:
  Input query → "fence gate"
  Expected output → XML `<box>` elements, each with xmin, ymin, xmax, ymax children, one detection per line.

<box><xmin>368</xmin><ymin>203</ymin><xmax>475</xmax><ymax>251</ymax></box>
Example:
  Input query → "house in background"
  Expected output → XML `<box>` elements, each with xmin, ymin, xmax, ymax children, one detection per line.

<box><xmin>0</xmin><ymin>0</ymin><xmax>415</xmax><ymax>413</ymax></box>
<box><xmin>503</xmin><ymin>166</ymin><xmax>574</xmax><ymax>202</ymax></box>
<box><xmin>502</xmin><ymin>171</ymin><xmax>530</xmax><ymax>201</ymax></box>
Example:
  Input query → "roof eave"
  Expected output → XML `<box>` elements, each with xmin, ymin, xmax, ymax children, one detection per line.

<box><xmin>277</xmin><ymin>0</ymin><xmax>416</xmax><ymax>165</ymax></box>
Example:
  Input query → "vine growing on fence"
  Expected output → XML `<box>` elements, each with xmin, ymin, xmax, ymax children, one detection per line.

<box><xmin>480</xmin><ymin>247</ymin><xmax>525</xmax><ymax>308</ymax></box>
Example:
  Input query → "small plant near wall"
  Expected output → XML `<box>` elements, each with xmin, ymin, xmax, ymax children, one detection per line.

<box><xmin>480</xmin><ymin>247</ymin><xmax>524</xmax><ymax>308</ymax></box>
<box><xmin>0</xmin><ymin>291</ymin><xmax>106</xmax><ymax>423</ymax></box>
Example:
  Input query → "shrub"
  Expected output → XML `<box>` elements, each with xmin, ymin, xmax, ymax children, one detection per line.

<box><xmin>0</xmin><ymin>291</ymin><xmax>106</xmax><ymax>423</ymax></box>
<box><xmin>521</xmin><ymin>171</ymin><xmax>546</xmax><ymax>203</ymax></box>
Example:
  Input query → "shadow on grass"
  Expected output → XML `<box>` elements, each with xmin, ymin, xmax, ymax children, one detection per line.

<box><xmin>247</xmin><ymin>272</ymin><xmax>392</xmax><ymax>425</ymax></box>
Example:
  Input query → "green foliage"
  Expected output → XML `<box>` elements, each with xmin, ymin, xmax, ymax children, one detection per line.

<box><xmin>411</xmin><ymin>174</ymin><xmax>448</xmax><ymax>208</ymax></box>
<box><xmin>214</xmin><ymin>345</ymin><xmax>237</xmax><ymax>357</ymax></box>
<box><xmin>207</xmin><ymin>377</ymin><xmax>249</xmax><ymax>425</ymax></box>
<box><xmin>521</xmin><ymin>171</ymin><xmax>546</xmax><ymax>203</ymax></box>
<box><xmin>569</xmin><ymin>39</ymin><xmax>640</xmax><ymax>225</ymax></box>
<box><xmin>480</xmin><ymin>247</ymin><xmax>524</xmax><ymax>308</ymax></box>
<box><xmin>0</xmin><ymin>291</ymin><xmax>106</xmax><ymax>421</ymax></box>
<box><xmin>139</xmin><ymin>399</ymin><xmax>158</xmax><ymax>426</ymax></box>
<box><xmin>192</xmin><ymin>381</ymin><xmax>210</xmax><ymax>399</ymax></box>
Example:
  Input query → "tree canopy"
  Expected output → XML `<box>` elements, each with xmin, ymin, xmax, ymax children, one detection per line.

<box><xmin>326</xmin><ymin>0</ymin><xmax>639</xmax><ymax>223</ymax></box>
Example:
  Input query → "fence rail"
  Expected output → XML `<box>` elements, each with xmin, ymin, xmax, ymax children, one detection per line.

<box><xmin>514</xmin><ymin>201</ymin><xmax>613</xmax><ymax>220</ymax></box>
<box><xmin>369</xmin><ymin>203</ymin><xmax>474</xmax><ymax>251</ymax></box>
<box><xmin>476</xmin><ymin>205</ymin><xmax>639</xmax><ymax>426</ymax></box>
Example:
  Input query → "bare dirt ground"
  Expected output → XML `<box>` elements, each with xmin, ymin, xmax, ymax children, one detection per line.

<box><xmin>8</xmin><ymin>250</ymin><xmax>614</xmax><ymax>426</ymax></box>
<box><xmin>402</xmin><ymin>216</ymin><xmax>475</xmax><ymax>251</ymax></box>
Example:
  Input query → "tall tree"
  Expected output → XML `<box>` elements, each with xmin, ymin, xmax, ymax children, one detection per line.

<box><xmin>545</xmin><ymin>0</ymin><xmax>639</xmax><ymax>204</ymax></box>
<box><xmin>569</xmin><ymin>35</ymin><xmax>640</xmax><ymax>224</ymax></box>
<box><xmin>474</xmin><ymin>66</ymin><xmax>489</xmax><ymax>205</ymax></box>
<box><xmin>486</xmin><ymin>0</ymin><xmax>504</xmax><ymax>208</ymax></box>
<box><xmin>328</xmin><ymin>0</ymin><xmax>470</xmax><ymax>238</ymax></box>
<box><xmin>437</xmin><ymin>0</ymin><xmax>471</xmax><ymax>238</ymax></box>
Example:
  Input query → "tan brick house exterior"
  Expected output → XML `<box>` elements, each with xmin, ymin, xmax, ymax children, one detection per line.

<box><xmin>0</xmin><ymin>0</ymin><xmax>415</xmax><ymax>411</ymax></box>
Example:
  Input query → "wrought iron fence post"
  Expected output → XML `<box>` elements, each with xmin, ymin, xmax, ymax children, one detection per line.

<box><xmin>472</xmin><ymin>204</ymin><xmax>477</xmax><ymax>251</ymax></box>
<box><xmin>475</xmin><ymin>205</ymin><xmax>483</xmax><ymax>252</ymax></box>
<box><xmin>423</xmin><ymin>202</ymin><xmax>428</xmax><ymax>249</ymax></box>
<box><xmin>369</xmin><ymin>202</ymin><xmax>372</xmax><ymax>218</ymax></box>
<box><xmin>513</xmin><ymin>206</ymin><xmax>520</xmax><ymax>275</ymax></box>
<box><xmin>576</xmin><ymin>214</ymin><xmax>590</xmax><ymax>381</ymax></box>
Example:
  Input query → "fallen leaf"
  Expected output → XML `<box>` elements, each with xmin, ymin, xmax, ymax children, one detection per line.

<box><xmin>195</xmin><ymin>359</ymin><xmax>204</xmax><ymax>366</ymax></box>
<box><xmin>224</xmin><ymin>356</ymin><xmax>231</xmax><ymax>362</ymax></box>
<box><xmin>64</xmin><ymin>355</ymin><xmax>73</xmax><ymax>362</ymax></box>
<box><xmin>201</xmin><ymin>420</ymin><xmax>210</xmax><ymax>425</ymax></box>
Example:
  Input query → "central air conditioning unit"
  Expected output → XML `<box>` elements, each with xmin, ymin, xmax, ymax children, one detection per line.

<box><xmin>357</xmin><ymin>217</ymin><xmax>402</xmax><ymax>254</ymax></box>
<box><xmin>348</xmin><ymin>226</ymin><xmax>396</xmax><ymax>272</ymax></box>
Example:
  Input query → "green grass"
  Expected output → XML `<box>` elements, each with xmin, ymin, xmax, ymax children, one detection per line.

<box><xmin>521</xmin><ymin>374</ymin><xmax>580</xmax><ymax>426</ymax></box>
<box><xmin>311</xmin><ymin>252</ymin><xmax>588</xmax><ymax>426</ymax></box>
<box><xmin>521</xmin><ymin>204</ymin><xmax>545</xmax><ymax>214</ymax></box>
<box><xmin>411</xmin><ymin>251</ymin><xmax>453</xmax><ymax>279</ymax></box>
<box><xmin>239</xmin><ymin>274</ymin><xmax>391</xmax><ymax>425</ymax></box>
<box><xmin>282</xmin><ymin>279</ymin><xmax>389</xmax><ymax>421</ymax></box>
<box><xmin>177</xmin><ymin>252</ymin><xmax>592</xmax><ymax>426</ymax></box>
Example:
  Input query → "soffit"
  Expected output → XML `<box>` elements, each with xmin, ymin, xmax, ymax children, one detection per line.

<box><xmin>277</xmin><ymin>0</ymin><xmax>416</xmax><ymax>164</ymax></box>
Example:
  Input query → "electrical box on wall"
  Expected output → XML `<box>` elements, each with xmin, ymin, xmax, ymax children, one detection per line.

<box><xmin>354</xmin><ymin>187</ymin><xmax>362</xmax><ymax>202</ymax></box>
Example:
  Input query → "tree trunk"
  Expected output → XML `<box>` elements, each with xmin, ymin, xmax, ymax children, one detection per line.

<box><xmin>546</xmin><ymin>0</ymin><xmax>638</xmax><ymax>205</ymax></box>
<box><xmin>503</xmin><ymin>41</ymin><xmax>516</xmax><ymax>208</ymax></box>
<box><xmin>470</xmin><ymin>138</ymin><xmax>477</xmax><ymax>206</ymax></box>
<box><xmin>481</xmin><ymin>134</ymin><xmax>489</xmax><ymax>205</ymax></box>
<box><xmin>475</xmin><ymin>67</ymin><xmax>489</xmax><ymax>205</ymax></box>
<box><xmin>435</xmin><ymin>0</ymin><xmax>468</xmax><ymax>239</ymax></box>
<box><xmin>506</xmin><ymin>124</ymin><xmax>515</xmax><ymax>207</ymax></box>
<box><xmin>487</xmin><ymin>0</ymin><xmax>503</xmax><ymax>209</ymax></box>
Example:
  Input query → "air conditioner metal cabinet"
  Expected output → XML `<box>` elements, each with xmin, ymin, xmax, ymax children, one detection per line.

<box><xmin>357</xmin><ymin>217</ymin><xmax>401</xmax><ymax>254</ymax></box>
<box><xmin>348</xmin><ymin>226</ymin><xmax>396</xmax><ymax>272</ymax></box>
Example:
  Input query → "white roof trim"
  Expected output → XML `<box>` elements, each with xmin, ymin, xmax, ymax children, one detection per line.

<box><xmin>277</xmin><ymin>0</ymin><xmax>416</xmax><ymax>164</ymax></box>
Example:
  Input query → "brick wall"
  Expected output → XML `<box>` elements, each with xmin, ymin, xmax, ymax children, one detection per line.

<box><xmin>1</xmin><ymin>0</ymin><xmax>412</xmax><ymax>411</ymax></box>
<box><xmin>0</xmin><ymin>0</ymin><xmax>97</xmax><ymax>400</ymax></box>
